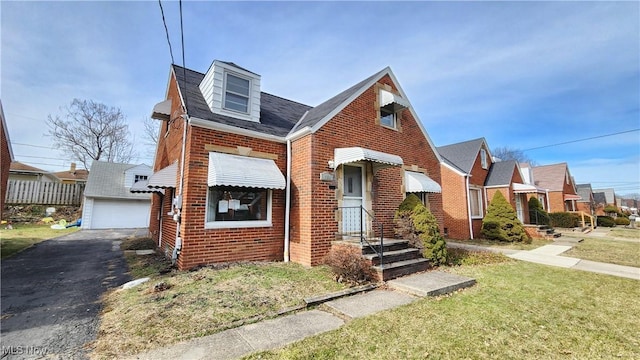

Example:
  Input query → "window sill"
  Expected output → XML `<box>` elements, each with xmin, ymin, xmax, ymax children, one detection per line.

<box><xmin>380</xmin><ymin>124</ymin><xmax>398</xmax><ymax>131</ymax></box>
<box><xmin>205</xmin><ymin>221</ymin><xmax>272</xmax><ymax>229</ymax></box>
<box><xmin>471</xmin><ymin>216</ymin><xmax>484</xmax><ymax>220</ymax></box>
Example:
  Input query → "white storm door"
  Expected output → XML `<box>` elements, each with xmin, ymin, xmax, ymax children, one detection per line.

<box><xmin>515</xmin><ymin>195</ymin><xmax>525</xmax><ymax>223</ymax></box>
<box><xmin>342</xmin><ymin>165</ymin><xmax>365</xmax><ymax>234</ymax></box>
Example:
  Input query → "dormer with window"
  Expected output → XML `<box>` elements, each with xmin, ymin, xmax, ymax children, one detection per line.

<box><xmin>378</xmin><ymin>88</ymin><xmax>409</xmax><ymax>130</ymax></box>
<box><xmin>199</xmin><ymin>60</ymin><xmax>261</xmax><ymax>123</ymax></box>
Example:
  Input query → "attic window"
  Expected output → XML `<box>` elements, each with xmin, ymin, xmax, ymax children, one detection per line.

<box><xmin>379</xmin><ymin>89</ymin><xmax>409</xmax><ymax>130</ymax></box>
<box><xmin>481</xmin><ymin>149</ymin><xmax>488</xmax><ymax>169</ymax></box>
<box><xmin>224</xmin><ymin>73</ymin><xmax>250</xmax><ymax>113</ymax></box>
<box><xmin>134</xmin><ymin>175</ymin><xmax>148</xmax><ymax>183</ymax></box>
<box><xmin>380</xmin><ymin>105</ymin><xmax>397</xmax><ymax>128</ymax></box>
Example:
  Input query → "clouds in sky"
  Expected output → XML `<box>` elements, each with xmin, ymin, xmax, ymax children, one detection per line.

<box><xmin>1</xmin><ymin>1</ymin><xmax>638</xmax><ymax>194</ymax></box>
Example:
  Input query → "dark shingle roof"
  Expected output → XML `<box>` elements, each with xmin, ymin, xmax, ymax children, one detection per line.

<box><xmin>290</xmin><ymin>68</ymin><xmax>388</xmax><ymax>133</ymax></box>
<box><xmin>593</xmin><ymin>192</ymin><xmax>607</xmax><ymax>205</ymax></box>
<box><xmin>437</xmin><ymin>138</ymin><xmax>486</xmax><ymax>174</ymax></box>
<box><xmin>576</xmin><ymin>184</ymin><xmax>593</xmax><ymax>203</ymax></box>
<box><xmin>173</xmin><ymin>65</ymin><xmax>311</xmax><ymax>138</ymax></box>
<box><xmin>485</xmin><ymin>160</ymin><xmax>517</xmax><ymax>187</ymax></box>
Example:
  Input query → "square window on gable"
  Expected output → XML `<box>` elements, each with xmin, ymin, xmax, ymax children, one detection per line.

<box><xmin>379</xmin><ymin>89</ymin><xmax>409</xmax><ymax>130</ymax></box>
<box><xmin>224</xmin><ymin>73</ymin><xmax>250</xmax><ymax>113</ymax></box>
<box><xmin>380</xmin><ymin>105</ymin><xmax>397</xmax><ymax>128</ymax></box>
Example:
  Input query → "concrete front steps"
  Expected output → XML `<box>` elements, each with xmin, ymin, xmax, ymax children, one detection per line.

<box><xmin>525</xmin><ymin>224</ymin><xmax>561</xmax><ymax>239</ymax></box>
<box><xmin>336</xmin><ymin>238</ymin><xmax>429</xmax><ymax>282</ymax></box>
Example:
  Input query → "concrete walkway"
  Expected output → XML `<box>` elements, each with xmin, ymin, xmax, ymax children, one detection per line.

<box><xmin>448</xmin><ymin>241</ymin><xmax>640</xmax><ymax>281</ymax></box>
<box><xmin>126</xmin><ymin>271</ymin><xmax>475</xmax><ymax>360</ymax></box>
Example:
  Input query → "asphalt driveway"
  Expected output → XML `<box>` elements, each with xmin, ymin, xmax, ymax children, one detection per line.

<box><xmin>1</xmin><ymin>229</ymin><xmax>144</xmax><ymax>359</ymax></box>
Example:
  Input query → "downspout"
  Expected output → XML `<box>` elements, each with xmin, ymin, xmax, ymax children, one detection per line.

<box><xmin>465</xmin><ymin>175</ymin><xmax>474</xmax><ymax>240</ymax></box>
<box><xmin>545</xmin><ymin>189</ymin><xmax>551</xmax><ymax>212</ymax></box>
<box><xmin>284</xmin><ymin>138</ymin><xmax>292</xmax><ymax>262</ymax></box>
<box><xmin>172</xmin><ymin>114</ymin><xmax>189</xmax><ymax>263</ymax></box>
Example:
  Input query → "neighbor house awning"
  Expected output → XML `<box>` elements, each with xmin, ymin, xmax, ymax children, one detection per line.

<box><xmin>380</xmin><ymin>89</ymin><xmax>410</xmax><ymax>112</ymax></box>
<box><xmin>333</xmin><ymin>147</ymin><xmax>403</xmax><ymax>172</ymax></box>
<box><xmin>513</xmin><ymin>183</ymin><xmax>539</xmax><ymax>194</ymax></box>
<box><xmin>148</xmin><ymin>162</ymin><xmax>178</xmax><ymax>189</ymax></box>
<box><xmin>564</xmin><ymin>194</ymin><xmax>581</xmax><ymax>201</ymax></box>
<box><xmin>151</xmin><ymin>99</ymin><xmax>172</xmax><ymax>121</ymax></box>
<box><xmin>405</xmin><ymin>171</ymin><xmax>441</xmax><ymax>193</ymax></box>
<box><xmin>130</xmin><ymin>180</ymin><xmax>164</xmax><ymax>194</ymax></box>
<box><xmin>208</xmin><ymin>152</ymin><xmax>286</xmax><ymax>189</ymax></box>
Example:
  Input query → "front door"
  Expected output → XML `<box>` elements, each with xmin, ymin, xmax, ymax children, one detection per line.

<box><xmin>515</xmin><ymin>194</ymin><xmax>524</xmax><ymax>223</ymax></box>
<box><xmin>342</xmin><ymin>165</ymin><xmax>365</xmax><ymax>235</ymax></box>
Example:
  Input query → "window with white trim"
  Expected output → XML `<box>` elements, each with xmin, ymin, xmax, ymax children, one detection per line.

<box><xmin>470</xmin><ymin>188</ymin><xmax>483</xmax><ymax>218</ymax></box>
<box><xmin>380</xmin><ymin>105</ymin><xmax>397</xmax><ymax>128</ymax></box>
<box><xmin>224</xmin><ymin>73</ymin><xmax>250</xmax><ymax>113</ymax></box>
<box><xmin>206</xmin><ymin>186</ymin><xmax>271</xmax><ymax>227</ymax></box>
<box><xmin>134</xmin><ymin>174</ymin><xmax>148</xmax><ymax>183</ymax></box>
<box><xmin>480</xmin><ymin>148</ymin><xmax>488</xmax><ymax>169</ymax></box>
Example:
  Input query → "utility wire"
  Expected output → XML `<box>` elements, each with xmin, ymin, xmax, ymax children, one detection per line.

<box><xmin>158</xmin><ymin>0</ymin><xmax>175</xmax><ymax>65</ymax></box>
<box><xmin>522</xmin><ymin>129</ymin><xmax>640</xmax><ymax>152</ymax></box>
<box><xmin>179</xmin><ymin>0</ymin><xmax>189</xmax><ymax>114</ymax></box>
<box><xmin>13</xmin><ymin>142</ymin><xmax>55</xmax><ymax>149</ymax></box>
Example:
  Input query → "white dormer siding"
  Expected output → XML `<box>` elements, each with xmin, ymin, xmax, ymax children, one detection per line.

<box><xmin>199</xmin><ymin>60</ymin><xmax>261</xmax><ymax>123</ymax></box>
<box><xmin>124</xmin><ymin>164</ymin><xmax>153</xmax><ymax>188</ymax></box>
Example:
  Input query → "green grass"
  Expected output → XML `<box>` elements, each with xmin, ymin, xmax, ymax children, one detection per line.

<box><xmin>245</xmin><ymin>262</ymin><xmax>640</xmax><ymax>359</ymax></box>
<box><xmin>91</xmin><ymin>262</ymin><xmax>349</xmax><ymax>359</ymax></box>
<box><xmin>456</xmin><ymin>237</ymin><xmax>552</xmax><ymax>251</ymax></box>
<box><xmin>610</xmin><ymin>227</ymin><xmax>640</xmax><ymax>239</ymax></box>
<box><xmin>564</xmin><ymin>238</ymin><xmax>640</xmax><ymax>267</ymax></box>
<box><xmin>0</xmin><ymin>224</ymin><xmax>78</xmax><ymax>258</ymax></box>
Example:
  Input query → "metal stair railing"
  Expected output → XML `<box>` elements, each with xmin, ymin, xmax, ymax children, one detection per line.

<box><xmin>337</xmin><ymin>205</ymin><xmax>384</xmax><ymax>269</ymax></box>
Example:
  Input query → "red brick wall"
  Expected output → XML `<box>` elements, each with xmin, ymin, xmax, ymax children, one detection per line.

<box><xmin>174</xmin><ymin>126</ymin><xmax>287</xmax><ymax>270</ymax></box>
<box><xmin>290</xmin><ymin>75</ymin><xmax>443</xmax><ymax>266</ymax></box>
<box><xmin>440</xmin><ymin>165</ymin><xmax>469</xmax><ymax>240</ymax></box>
<box><xmin>0</xmin><ymin>117</ymin><xmax>10</xmax><ymax>220</ymax></box>
<box><xmin>548</xmin><ymin>191</ymin><xmax>565</xmax><ymax>213</ymax></box>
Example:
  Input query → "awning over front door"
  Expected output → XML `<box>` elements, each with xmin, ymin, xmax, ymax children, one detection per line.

<box><xmin>333</xmin><ymin>147</ymin><xmax>403</xmax><ymax>172</ymax></box>
<box><xmin>564</xmin><ymin>194</ymin><xmax>581</xmax><ymax>201</ymax></box>
<box><xmin>208</xmin><ymin>152</ymin><xmax>286</xmax><ymax>189</ymax></box>
<box><xmin>405</xmin><ymin>171</ymin><xmax>441</xmax><ymax>193</ymax></box>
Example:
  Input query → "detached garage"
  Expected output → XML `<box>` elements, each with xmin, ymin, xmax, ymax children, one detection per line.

<box><xmin>82</xmin><ymin>161</ymin><xmax>152</xmax><ymax>229</ymax></box>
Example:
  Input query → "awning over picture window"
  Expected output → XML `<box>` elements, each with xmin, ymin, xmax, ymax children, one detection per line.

<box><xmin>564</xmin><ymin>194</ymin><xmax>581</xmax><ymax>201</ymax></box>
<box><xmin>130</xmin><ymin>180</ymin><xmax>163</xmax><ymax>194</ymax></box>
<box><xmin>148</xmin><ymin>162</ymin><xmax>178</xmax><ymax>189</ymax></box>
<box><xmin>512</xmin><ymin>183</ymin><xmax>539</xmax><ymax>194</ymax></box>
<box><xmin>404</xmin><ymin>171</ymin><xmax>441</xmax><ymax>193</ymax></box>
<box><xmin>333</xmin><ymin>147</ymin><xmax>403</xmax><ymax>171</ymax></box>
<box><xmin>380</xmin><ymin>89</ymin><xmax>410</xmax><ymax>112</ymax></box>
<box><xmin>208</xmin><ymin>152</ymin><xmax>285</xmax><ymax>189</ymax></box>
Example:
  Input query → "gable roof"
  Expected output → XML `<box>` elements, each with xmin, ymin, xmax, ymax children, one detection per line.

<box><xmin>84</xmin><ymin>161</ymin><xmax>151</xmax><ymax>200</ymax></box>
<box><xmin>593</xmin><ymin>192</ymin><xmax>607</xmax><ymax>205</ymax></box>
<box><xmin>485</xmin><ymin>160</ymin><xmax>519</xmax><ymax>187</ymax></box>
<box><xmin>531</xmin><ymin>163</ymin><xmax>573</xmax><ymax>192</ymax></box>
<box><xmin>52</xmin><ymin>169</ymin><xmax>89</xmax><ymax>182</ymax></box>
<box><xmin>10</xmin><ymin>161</ymin><xmax>47</xmax><ymax>174</ymax></box>
<box><xmin>173</xmin><ymin>65</ymin><xmax>311</xmax><ymax>138</ymax></box>
<box><xmin>437</xmin><ymin>138</ymin><xmax>489</xmax><ymax>174</ymax></box>
<box><xmin>576</xmin><ymin>184</ymin><xmax>593</xmax><ymax>203</ymax></box>
<box><xmin>593</xmin><ymin>188</ymin><xmax>616</xmax><ymax>204</ymax></box>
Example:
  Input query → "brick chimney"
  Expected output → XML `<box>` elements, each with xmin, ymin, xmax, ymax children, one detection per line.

<box><xmin>70</xmin><ymin>162</ymin><xmax>76</xmax><ymax>175</ymax></box>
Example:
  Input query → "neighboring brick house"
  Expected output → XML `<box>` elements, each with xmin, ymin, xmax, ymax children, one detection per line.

<box><xmin>0</xmin><ymin>101</ymin><xmax>13</xmax><ymax>220</ymax></box>
<box><xmin>575</xmin><ymin>184</ymin><xmax>595</xmax><ymax>215</ymax></box>
<box><xmin>484</xmin><ymin>160</ymin><xmax>533</xmax><ymax>225</ymax></box>
<box><xmin>593</xmin><ymin>188</ymin><xmax>617</xmax><ymax>215</ymax></box>
<box><xmin>437</xmin><ymin>138</ymin><xmax>492</xmax><ymax>240</ymax></box>
<box><xmin>8</xmin><ymin>161</ymin><xmax>59</xmax><ymax>182</ymax></box>
<box><xmin>145</xmin><ymin>60</ymin><xmax>443</xmax><ymax>270</ymax></box>
<box><xmin>530</xmin><ymin>163</ymin><xmax>580</xmax><ymax>213</ymax></box>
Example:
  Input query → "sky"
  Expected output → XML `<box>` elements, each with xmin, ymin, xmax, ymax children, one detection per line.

<box><xmin>1</xmin><ymin>1</ymin><xmax>639</xmax><ymax>196</ymax></box>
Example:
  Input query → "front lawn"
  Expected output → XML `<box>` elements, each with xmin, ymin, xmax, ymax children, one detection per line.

<box><xmin>453</xmin><ymin>237</ymin><xmax>552</xmax><ymax>251</ymax></box>
<box><xmin>90</xmin><ymin>261</ymin><xmax>349</xmax><ymax>359</ymax></box>
<box><xmin>245</xmin><ymin>261</ymin><xmax>640</xmax><ymax>359</ymax></box>
<box><xmin>610</xmin><ymin>227</ymin><xmax>640</xmax><ymax>239</ymax></box>
<box><xmin>564</xmin><ymin>238</ymin><xmax>640</xmax><ymax>267</ymax></box>
<box><xmin>0</xmin><ymin>224</ymin><xmax>78</xmax><ymax>258</ymax></box>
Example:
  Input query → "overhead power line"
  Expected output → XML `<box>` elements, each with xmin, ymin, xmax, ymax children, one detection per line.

<box><xmin>13</xmin><ymin>142</ymin><xmax>55</xmax><ymax>149</ymax></box>
<box><xmin>158</xmin><ymin>0</ymin><xmax>175</xmax><ymax>65</ymax></box>
<box><xmin>522</xmin><ymin>129</ymin><xmax>640</xmax><ymax>152</ymax></box>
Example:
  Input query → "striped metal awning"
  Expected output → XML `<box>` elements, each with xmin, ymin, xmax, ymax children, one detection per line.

<box><xmin>148</xmin><ymin>162</ymin><xmax>178</xmax><ymax>189</ymax></box>
<box><xmin>333</xmin><ymin>147</ymin><xmax>403</xmax><ymax>171</ymax></box>
<box><xmin>405</xmin><ymin>171</ymin><xmax>441</xmax><ymax>193</ymax></box>
<box><xmin>208</xmin><ymin>152</ymin><xmax>285</xmax><ymax>189</ymax></box>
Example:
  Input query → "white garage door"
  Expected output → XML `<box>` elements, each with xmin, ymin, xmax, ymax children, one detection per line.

<box><xmin>90</xmin><ymin>199</ymin><xmax>150</xmax><ymax>229</ymax></box>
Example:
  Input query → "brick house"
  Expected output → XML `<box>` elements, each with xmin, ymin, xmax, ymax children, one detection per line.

<box><xmin>530</xmin><ymin>163</ymin><xmax>580</xmax><ymax>213</ymax></box>
<box><xmin>592</xmin><ymin>188</ymin><xmax>617</xmax><ymax>215</ymax></box>
<box><xmin>437</xmin><ymin>138</ymin><xmax>492</xmax><ymax>240</ymax></box>
<box><xmin>145</xmin><ymin>61</ymin><xmax>443</xmax><ymax>270</ymax></box>
<box><xmin>0</xmin><ymin>101</ymin><xmax>13</xmax><ymax>220</ymax></box>
<box><xmin>484</xmin><ymin>160</ymin><xmax>534</xmax><ymax>225</ymax></box>
<box><xmin>575</xmin><ymin>184</ymin><xmax>595</xmax><ymax>215</ymax></box>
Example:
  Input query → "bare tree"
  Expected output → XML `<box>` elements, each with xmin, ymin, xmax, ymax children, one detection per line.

<box><xmin>142</xmin><ymin>117</ymin><xmax>160</xmax><ymax>147</ymax></box>
<box><xmin>46</xmin><ymin>99</ymin><xmax>137</xmax><ymax>169</ymax></box>
<box><xmin>492</xmin><ymin>146</ymin><xmax>537</xmax><ymax>165</ymax></box>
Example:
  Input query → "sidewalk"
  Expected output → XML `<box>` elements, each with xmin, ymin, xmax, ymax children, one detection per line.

<box><xmin>448</xmin><ymin>241</ymin><xmax>640</xmax><ymax>280</ymax></box>
<box><xmin>126</xmin><ymin>271</ymin><xmax>476</xmax><ymax>360</ymax></box>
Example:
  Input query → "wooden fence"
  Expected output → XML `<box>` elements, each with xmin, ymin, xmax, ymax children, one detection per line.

<box><xmin>5</xmin><ymin>180</ymin><xmax>85</xmax><ymax>206</ymax></box>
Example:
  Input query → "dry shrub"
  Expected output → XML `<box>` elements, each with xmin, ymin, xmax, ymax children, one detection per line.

<box><xmin>324</xmin><ymin>246</ymin><xmax>373</xmax><ymax>285</ymax></box>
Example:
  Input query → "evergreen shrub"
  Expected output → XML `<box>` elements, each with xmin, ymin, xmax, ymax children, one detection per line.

<box><xmin>596</xmin><ymin>216</ymin><xmax>616</xmax><ymax>227</ymax></box>
<box><xmin>528</xmin><ymin>197</ymin><xmax>550</xmax><ymax>225</ymax></box>
<box><xmin>394</xmin><ymin>194</ymin><xmax>447</xmax><ymax>266</ymax></box>
<box><xmin>549</xmin><ymin>212</ymin><xmax>578</xmax><ymax>228</ymax></box>
<box><xmin>481</xmin><ymin>191</ymin><xmax>530</xmax><ymax>243</ymax></box>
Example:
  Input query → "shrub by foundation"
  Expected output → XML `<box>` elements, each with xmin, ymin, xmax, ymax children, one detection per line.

<box><xmin>549</xmin><ymin>212</ymin><xmax>578</xmax><ymax>228</ymax></box>
<box><xmin>324</xmin><ymin>246</ymin><xmax>373</xmax><ymax>285</ymax></box>
<box><xmin>394</xmin><ymin>194</ymin><xmax>447</xmax><ymax>266</ymax></box>
<box><xmin>481</xmin><ymin>191</ymin><xmax>530</xmax><ymax>243</ymax></box>
<box><xmin>528</xmin><ymin>197</ymin><xmax>550</xmax><ymax>225</ymax></box>
<box><xmin>615</xmin><ymin>217</ymin><xmax>630</xmax><ymax>226</ymax></box>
